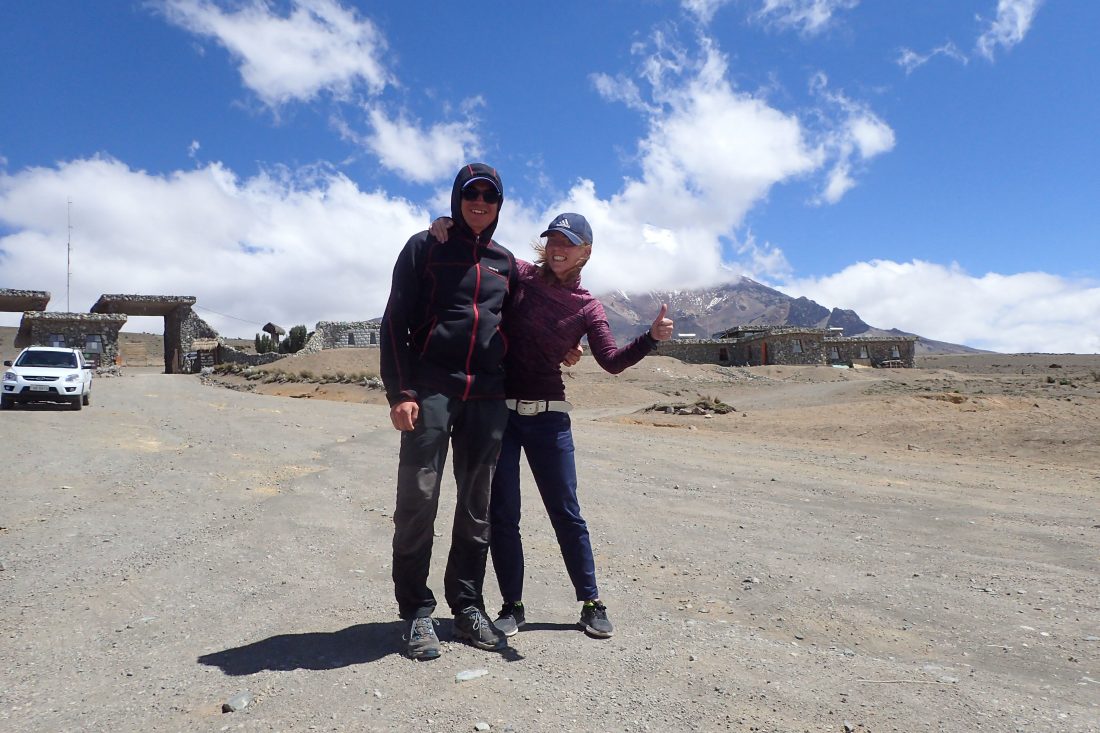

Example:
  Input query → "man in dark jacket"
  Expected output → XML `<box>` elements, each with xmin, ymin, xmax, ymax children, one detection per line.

<box><xmin>380</xmin><ymin>163</ymin><xmax>515</xmax><ymax>659</ymax></box>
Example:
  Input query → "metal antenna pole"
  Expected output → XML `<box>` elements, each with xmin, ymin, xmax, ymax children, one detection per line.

<box><xmin>67</xmin><ymin>199</ymin><xmax>72</xmax><ymax>311</ymax></box>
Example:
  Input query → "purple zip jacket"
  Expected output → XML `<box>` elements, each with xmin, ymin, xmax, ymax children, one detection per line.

<box><xmin>504</xmin><ymin>260</ymin><xmax>654</xmax><ymax>401</ymax></box>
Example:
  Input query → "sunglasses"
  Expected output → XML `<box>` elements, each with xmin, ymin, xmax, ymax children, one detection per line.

<box><xmin>461</xmin><ymin>187</ymin><xmax>501</xmax><ymax>204</ymax></box>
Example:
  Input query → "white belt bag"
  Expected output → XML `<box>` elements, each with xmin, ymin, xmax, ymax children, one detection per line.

<box><xmin>505</xmin><ymin>399</ymin><xmax>573</xmax><ymax>415</ymax></box>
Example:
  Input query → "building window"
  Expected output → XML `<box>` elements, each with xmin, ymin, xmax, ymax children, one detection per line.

<box><xmin>369</xmin><ymin>331</ymin><xmax>377</xmax><ymax>345</ymax></box>
<box><xmin>890</xmin><ymin>344</ymin><xmax>901</xmax><ymax>359</ymax></box>
<box><xmin>791</xmin><ymin>339</ymin><xmax>803</xmax><ymax>354</ymax></box>
<box><xmin>348</xmin><ymin>332</ymin><xmax>356</xmax><ymax>346</ymax></box>
<box><xmin>859</xmin><ymin>345</ymin><xmax>869</xmax><ymax>359</ymax></box>
<box><xmin>828</xmin><ymin>346</ymin><xmax>840</xmax><ymax>360</ymax></box>
<box><xmin>718</xmin><ymin>347</ymin><xmax>729</xmax><ymax>362</ymax></box>
<box><xmin>85</xmin><ymin>334</ymin><xmax>104</xmax><ymax>354</ymax></box>
<box><xmin>48</xmin><ymin>333</ymin><xmax>66</xmax><ymax>347</ymax></box>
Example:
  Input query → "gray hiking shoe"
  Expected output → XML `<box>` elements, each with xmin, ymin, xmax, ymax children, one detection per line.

<box><xmin>453</xmin><ymin>605</ymin><xmax>506</xmax><ymax>650</ymax></box>
<box><xmin>406</xmin><ymin>616</ymin><xmax>441</xmax><ymax>660</ymax></box>
<box><xmin>579</xmin><ymin>601</ymin><xmax>614</xmax><ymax>638</ymax></box>
<box><xmin>493</xmin><ymin>601</ymin><xmax>526</xmax><ymax>637</ymax></box>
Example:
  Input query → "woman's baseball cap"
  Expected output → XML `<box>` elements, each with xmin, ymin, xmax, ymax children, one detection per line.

<box><xmin>540</xmin><ymin>213</ymin><xmax>593</xmax><ymax>246</ymax></box>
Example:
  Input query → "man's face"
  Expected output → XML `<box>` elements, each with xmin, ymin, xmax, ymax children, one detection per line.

<box><xmin>460</xmin><ymin>182</ymin><xmax>499</xmax><ymax>235</ymax></box>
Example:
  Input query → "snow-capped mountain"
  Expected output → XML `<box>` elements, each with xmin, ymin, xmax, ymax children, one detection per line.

<box><xmin>596</xmin><ymin>277</ymin><xmax>977</xmax><ymax>354</ymax></box>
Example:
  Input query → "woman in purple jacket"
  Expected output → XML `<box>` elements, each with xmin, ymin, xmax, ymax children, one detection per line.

<box><xmin>431</xmin><ymin>212</ymin><xmax>673</xmax><ymax>639</ymax></box>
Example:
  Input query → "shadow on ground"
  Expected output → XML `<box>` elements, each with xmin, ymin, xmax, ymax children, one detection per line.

<box><xmin>197</xmin><ymin>621</ymin><xmax>406</xmax><ymax>674</ymax></box>
<box><xmin>196</xmin><ymin>618</ymin><xmax>578</xmax><ymax>674</ymax></box>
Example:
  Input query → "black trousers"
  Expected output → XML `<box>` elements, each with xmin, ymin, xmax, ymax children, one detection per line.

<box><xmin>391</xmin><ymin>391</ymin><xmax>507</xmax><ymax>619</ymax></box>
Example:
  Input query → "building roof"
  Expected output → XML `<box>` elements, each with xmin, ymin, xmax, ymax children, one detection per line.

<box><xmin>91</xmin><ymin>294</ymin><xmax>196</xmax><ymax>316</ymax></box>
<box><xmin>0</xmin><ymin>288</ymin><xmax>51</xmax><ymax>313</ymax></box>
<box><xmin>16</xmin><ymin>311</ymin><xmax>129</xmax><ymax>348</ymax></box>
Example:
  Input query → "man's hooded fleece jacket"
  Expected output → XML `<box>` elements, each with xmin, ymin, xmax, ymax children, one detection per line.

<box><xmin>380</xmin><ymin>163</ymin><xmax>517</xmax><ymax>407</ymax></box>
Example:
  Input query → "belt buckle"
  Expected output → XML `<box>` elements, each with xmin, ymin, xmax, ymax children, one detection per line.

<box><xmin>515</xmin><ymin>400</ymin><xmax>540</xmax><ymax>416</ymax></box>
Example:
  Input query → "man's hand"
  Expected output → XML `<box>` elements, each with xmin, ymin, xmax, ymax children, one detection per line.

<box><xmin>389</xmin><ymin>400</ymin><xmax>419</xmax><ymax>431</ymax></box>
<box><xmin>429</xmin><ymin>217</ymin><xmax>454</xmax><ymax>242</ymax></box>
<box><xmin>650</xmin><ymin>303</ymin><xmax>674</xmax><ymax>342</ymax></box>
<box><xmin>562</xmin><ymin>342</ymin><xmax>583</xmax><ymax>367</ymax></box>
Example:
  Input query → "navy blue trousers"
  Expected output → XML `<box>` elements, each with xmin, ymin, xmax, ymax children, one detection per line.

<box><xmin>489</xmin><ymin>410</ymin><xmax>599</xmax><ymax>603</ymax></box>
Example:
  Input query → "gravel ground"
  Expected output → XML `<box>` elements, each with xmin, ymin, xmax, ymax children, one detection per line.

<box><xmin>1</xmin><ymin>358</ymin><xmax>1098</xmax><ymax>732</ymax></box>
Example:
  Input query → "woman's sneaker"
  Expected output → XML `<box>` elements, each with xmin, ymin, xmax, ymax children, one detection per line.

<box><xmin>453</xmin><ymin>606</ymin><xmax>506</xmax><ymax>650</ymax></box>
<box><xmin>494</xmin><ymin>601</ymin><xmax>526</xmax><ymax>637</ymax></box>
<box><xmin>579</xmin><ymin>601</ymin><xmax>614</xmax><ymax>638</ymax></box>
<box><xmin>406</xmin><ymin>616</ymin><xmax>441</xmax><ymax>660</ymax></box>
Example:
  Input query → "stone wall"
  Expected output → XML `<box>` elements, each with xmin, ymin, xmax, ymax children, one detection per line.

<box><xmin>178</xmin><ymin>308</ymin><xmax>219</xmax><ymax>353</ymax></box>
<box><xmin>743</xmin><ymin>330</ymin><xmax>828</xmax><ymax>366</ymax></box>
<box><xmin>661</xmin><ymin>329</ymin><xmax>916</xmax><ymax>368</ymax></box>
<box><xmin>216</xmin><ymin>344</ymin><xmax>287</xmax><ymax>367</ymax></box>
<box><xmin>18</xmin><ymin>312</ymin><xmax>128</xmax><ymax>367</ymax></box>
<box><xmin>826</xmin><ymin>337</ymin><xmax>916</xmax><ymax>367</ymax></box>
<box><xmin>300</xmin><ymin>321</ymin><xmax>381</xmax><ymax>354</ymax></box>
<box><xmin>651</xmin><ymin>339</ymin><xmax>739</xmax><ymax>365</ymax></box>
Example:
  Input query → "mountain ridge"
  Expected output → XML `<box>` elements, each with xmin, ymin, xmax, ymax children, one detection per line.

<box><xmin>596</xmin><ymin>276</ymin><xmax>982</xmax><ymax>355</ymax></box>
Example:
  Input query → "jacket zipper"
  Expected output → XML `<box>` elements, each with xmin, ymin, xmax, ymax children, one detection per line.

<box><xmin>462</xmin><ymin>234</ymin><xmax>482</xmax><ymax>400</ymax></box>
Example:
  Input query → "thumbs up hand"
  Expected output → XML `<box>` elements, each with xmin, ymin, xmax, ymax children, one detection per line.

<box><xmin>650</xmin><ymin>303</ymin><xmax>673</xmax><ymax>342</ymax></box>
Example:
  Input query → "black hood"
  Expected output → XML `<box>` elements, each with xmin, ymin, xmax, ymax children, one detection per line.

<box><xmin>450</xmin><ymin>162</ymin><xmax>503</xmax><ymax>243</ymax></box>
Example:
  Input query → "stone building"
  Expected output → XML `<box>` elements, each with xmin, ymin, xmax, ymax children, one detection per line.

<box><xmin>656</xmin><ymin>325</ymin><xmax>916</xmax><ymax>368</ymax></box>
<box><xmin>1</xmin><ymin>289</ymin><xmax>126</xmax><ymax>366</ymax></box>
<box><xmin>300</xmin><ymin>320</ymin><xmax>381</xmax><ymax>353</ymax></box>
<box><xmin>14</xmin><ymin>311</ymin><xmax>129</xmax><ymax>367</ymax></box>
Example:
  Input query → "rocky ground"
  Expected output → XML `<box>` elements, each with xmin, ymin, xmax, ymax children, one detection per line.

<box><xmin>1</xmin><ymin>350</ymin><xmax>1098</xmax><ymax>732</ymax></box>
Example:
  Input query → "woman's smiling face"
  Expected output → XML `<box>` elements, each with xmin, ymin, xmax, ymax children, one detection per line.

<box><xmin>544</xmin><ymin>231</ymin><xmax>590</xmax><ymax>281</ymax></box>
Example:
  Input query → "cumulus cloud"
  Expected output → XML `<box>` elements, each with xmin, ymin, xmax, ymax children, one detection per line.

<box><xmin>782</xmin><ymin>260</ymin><xmax>1100</xmax><ymax>353</ymax></box>
<box><xmin>582</xmin><ymin>35</ymin><xmax>824</xmax><ymax>293</ymax></box>
<box><xmin>159</xmin><ymin>0</ymin><xmax>391</xmax><ymax>107</ymax></box>
<box><xmin>359</xmin><ymin>107</ymin><xmax>482</xmax><ymax>184</ymax></box>
<box><xmin>807</xmin><ymin>73</ymin><xmax>895</xmax><ymax>203</ymax></box>
<box><xmin>0</xmin><ymin>157</ymin><xmax>427</xmax><ymax>336</ymax></box>
<box><xmin>976</xmin><ymin>0</ymin><xmax>1044</xmax><ymax>61</ymax></box>
<box><xmin>755</xmin><ymin>0</ymin><xmax>860</xmax><ymax>35</ymax></box>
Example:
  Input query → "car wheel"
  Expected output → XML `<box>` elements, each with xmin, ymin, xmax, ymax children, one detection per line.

<box><xmin>0</xmin><ymin>395</ymin><xmax>11</xmax><ymax>410</ymax></box>
<box><xmin>71</xmin><ymin>396</ymin><xmax>82</xmax><ymax>411</ymax></box>
<box><xmin>82</xmin><ymin>391</ymin><xmax>90</xmax><ymax>406</ymax></box>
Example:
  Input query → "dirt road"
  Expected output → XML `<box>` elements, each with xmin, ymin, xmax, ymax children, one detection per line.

<box><xmin>1</xmin><ymin>365</ymin><xmax>1097</xmax><ymax>732</ymax></box>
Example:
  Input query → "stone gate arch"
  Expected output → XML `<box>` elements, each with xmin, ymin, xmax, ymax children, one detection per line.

<box><xmin>91</xmin><ymin>294</ymin><xmax>216</xmax><ymax>373</ymax></box>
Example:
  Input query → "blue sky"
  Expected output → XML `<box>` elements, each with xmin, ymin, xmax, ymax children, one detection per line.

<box><xmin>1</xmin><ymin>0</ymin><xmax>1097</xmax><ymax>352</ymax></box>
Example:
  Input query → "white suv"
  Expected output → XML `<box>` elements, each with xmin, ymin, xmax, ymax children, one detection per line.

<box><xmin>2</xmin><ymin>347</ymin><xmax>93</xmax><ymax>411</ymax></box>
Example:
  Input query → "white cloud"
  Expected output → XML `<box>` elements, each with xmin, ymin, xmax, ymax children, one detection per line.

<box><xmin>590</xmin><ymin>73</ymin><xmax>652</xmax><ymax>113</ymax></box>
<box><xmin>755</xmin><ymin>0</ymin><xmax>860</xmax><ymax>35</ymax></box>
<box><xmin>681</xmin><ymin>0</ymin><xmax>734</xmax><ymax>25</ymax></box>
<box><xmin>159</xmin><ymin>0</ymin><xmax>391</xmax><ymax>107</ymax></box>
<box><xmin>0</xmin><ymin>157</ymin><xmax>428</xmax><ymax>336</ymax></box>
<box><xmin>897</xmin><ymin>42</ymin><xmax>968</xmax><ymax>74</ymax></box>
<box><xmin>579</xmin><ymin>36</ymin><xmax>824</xmax><ymax>293</ymax></box>
<box><xmin>976</xmin><ymin>0</ymin><xmax>1044</xmax><ymax>61</ymax></box>
<box><xmin>783</xmin><ymin>260</ymin><xmax>1100</xmax><ymax>353</ymax></box>
<box><xmin>809</xmin><ymin>73</ymin><xmax>895</xmax><ymax>204</ymax></box>
<box><xmin>360</xmin><ymin>107</ymin><xmax>482</xmax><ymax>184</ymax></box>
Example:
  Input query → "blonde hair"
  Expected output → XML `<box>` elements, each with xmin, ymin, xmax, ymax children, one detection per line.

<box><xmin>531</xmin><ymin>237</ymin><xmax>591</xmax><ymax>285</ymax></box>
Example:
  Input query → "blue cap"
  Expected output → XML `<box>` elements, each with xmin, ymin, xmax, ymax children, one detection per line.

<box><xmin>540</xmin><ymin>213</ymin><xmax>592</xmax><ymax>246</ymax></box>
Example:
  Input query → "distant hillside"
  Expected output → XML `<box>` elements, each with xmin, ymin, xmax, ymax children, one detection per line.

<box><xmin>596</xmin><ymin>277</ymin><xmax>985</xmax><ymax>355</ymax></box>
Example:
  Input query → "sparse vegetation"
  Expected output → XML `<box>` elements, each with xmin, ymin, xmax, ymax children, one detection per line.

<box><xmin>279</xmin><ymin>325</ymin><xmax>308</xmax><ymax>354</ymax></box>
<box><xmin>254</xmin><ymin>333</ymin><xmax>276</xmax><ymax>354</ymax></box>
